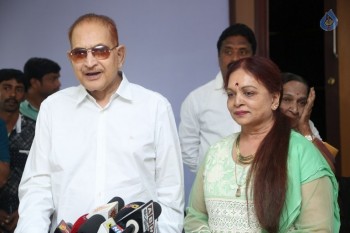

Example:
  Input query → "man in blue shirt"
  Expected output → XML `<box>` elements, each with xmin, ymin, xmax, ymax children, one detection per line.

<box><xmin>0</xmin><ymin>69</ymin><xmax>36</xmax><ymax>233</ymax></box>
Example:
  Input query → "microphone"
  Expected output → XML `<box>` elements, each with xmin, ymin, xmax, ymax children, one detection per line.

<box><xmin>87</xmin><ymin>196</ymin><xmax>125</xmax><ymax>219</ymax></box>
<box><xmin>115</xmin><ymin>200</ymin><xmax>162</xmax><ymax>233</ymax></box>
<box><xmin>108</xmin><ymin>197</ymin><xmax>124</xmax><ymax>206</ymax></box>
<box><xmin>72</xmin><ymin>197</ymin><xmax>124</xmax><ymax>233</ymax></box>
<box><xmin>122</xmin><ymin>225</ymin><xmax>136</xmax><ymax>233</ymax></box>
<box><xmin>54</xmin><ymin>219</ymin><xmax>72</xmax><ymax>233</ymax></box>
<box><xmin>97</xmin><ymin>217</ymin><xmax>117</xmax><ymax>233</ymax></box>
<box><xmin>77</xmin><ymin>214</ymin><xmax>105</xmax><ymax>233</ymax></box>
<box><xmin>70</xmin><ymin>214</ymin><xmax>88</xmax><ymax>233</ymax></box>
<box><xmin>76</xmin><ymin>214</ymin><xmax>133</xmax><ymax>233</ymax></box>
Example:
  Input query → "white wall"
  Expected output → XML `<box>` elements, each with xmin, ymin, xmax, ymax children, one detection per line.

<box><xmin>0</xmin><ymin>0</ymin><xmax>229</xmax><ymax>205</ymax></box>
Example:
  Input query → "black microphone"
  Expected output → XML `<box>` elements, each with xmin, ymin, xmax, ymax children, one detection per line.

<box><xmin>77</xmin><ymin>214</ymin><xmax>106</xmax><ymax>233</ymax></box>
<box><xmin>122</xmin><ymin>225</ymin><xmax>136</xmax><ymax>233</ymax></box>
<box><xmin>115</xmin><ymin>200</ymin><xmax>162</xmax><ymax>233</ymax></box>
<box><xmin>87</xmin><ymin>196</ymin><xmax>125</xmax><ymax>219</ymax></box>
<box><xmin>108</xmin><ymin>196</ymin><xmax>125</xmax><ymax>207</ymax></box>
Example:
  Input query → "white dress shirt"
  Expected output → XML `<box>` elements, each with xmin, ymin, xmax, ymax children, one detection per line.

<box><xmin>15</xmin><ymin>74</ymin><xmax>184</xmax><ymax>233</ymax></box>
<box><xmin>179</xmin><ymin>72</ymin><xmax>241</xmax><ymax>173</ymax></box>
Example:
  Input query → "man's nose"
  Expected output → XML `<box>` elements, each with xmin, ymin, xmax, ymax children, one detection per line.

<box><xmin>230</xmin><ymin>51</ymin><xmax>241</xmax><ymax>62</ymax></box>
<box><xmin>84</xmin><ymin>52</ymin><xmax>99</xmax><ymax>67</ymax></box>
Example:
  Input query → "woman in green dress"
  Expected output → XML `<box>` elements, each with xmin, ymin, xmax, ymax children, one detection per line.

<box><xmin>184</xmin><ymin>56</ymin><xmax>340</xmax><ymax>233</ymax></box>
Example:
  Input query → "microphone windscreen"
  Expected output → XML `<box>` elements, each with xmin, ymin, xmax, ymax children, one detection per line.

<box><xmin>153</xmin><ymin>202</ymin><xmax>162</xmax><ymax>219</ymax></box>
<box><xmin>71</xmin><ymin>214</ymin><xmax>88</xmax><ymax>233</ymax></box>
<box><xmin>78</xmin><ymin>214</ymin><xmax>105</xmax><ymax>233</ymax></box>
<box><xmin>107</xmin><ymin>196</ymin><xmax>125</xmax><ymax>212</ymax></box>
<box><xmin>115</xmin><ymin>200</ymin><xmax>159</xmax><ymax>233</ymax></box>
<box><xmin>114</xmin><ymin>202</ymin><xmax>144</xmax><ymax>222</ymax></box>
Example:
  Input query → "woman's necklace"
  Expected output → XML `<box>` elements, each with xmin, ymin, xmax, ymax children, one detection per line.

<box><xmin>234</xmin><ymin>134</ymin><xmax>254</xmax><ymax>197</ymax></box>
<box><xmin>234</xmin><ymin>161</ymin><xmax>249</xmax><ymax>197</ymax></box>
<box><xmin>236</xmin><ymin>134</ymin><xmax>255</xmax><ymax>164</ymax></box>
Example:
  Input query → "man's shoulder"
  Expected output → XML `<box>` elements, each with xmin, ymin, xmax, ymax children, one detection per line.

<box><xmin>183</xmin><ymin>79</ymin><xmax>217</xmax><ymax>103</ymax></box>
<box><xmin>8</xmin><ymin>115</ymin><xmax>35</xmax><ymax>142</ymax></box>
<box><xmin>127</xmin><ymin>82</ymin><xmax>170</xmax><ymax>105</ymax></box>
<box><xmin>191</xmin><ymin>79</ymin><xmax>216</xmax><ymax>94</ymax></box>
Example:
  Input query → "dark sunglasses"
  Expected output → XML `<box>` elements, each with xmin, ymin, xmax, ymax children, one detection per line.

<box><xmin>68</xmin><ymin>44</ymin><xmax>119</xmax><ymax>63</ymax></box>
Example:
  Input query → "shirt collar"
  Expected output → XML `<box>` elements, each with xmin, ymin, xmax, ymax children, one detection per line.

<box><xmin>24</xmin><ymin>99</ymin><xmax>39</xmax><ymax>111</ymax></box>
<box><xmin>214</xmin><ymin>71</ymin><xmax>224</xmax><ymax>90</ymax></box>
<box><xmin>75</xmin><ymin>72</ymin><xmax>134</xmax><ymax>106</ymax></box>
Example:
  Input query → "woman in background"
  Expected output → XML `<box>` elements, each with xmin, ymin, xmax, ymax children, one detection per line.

<box><xmin>280</xmin><ymin>72</ymin><xmax>337</xmax><ymax>172</ymax></box>
<box><xmin>184</xmin><ymin>56</ymin><xmax>339</xmax><ymax>232</ymax></box>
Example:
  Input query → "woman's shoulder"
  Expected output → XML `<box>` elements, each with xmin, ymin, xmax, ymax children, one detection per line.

<box><xmin>289</xmin><ymin>130</ymin><xmax>316</xmax><ymax>151</ymax></box>
<box><xmin>209</xmin><ymin>133</ymin><xmax>238</xmax><ymax>150</ymax></box>
<box><xmin>289</xmin><ymin>130</ymin><xmax>319</xmax><ymax>157</ymax></box>
<box><xmin>204</xmin><ymin>133</ymin><xmax>238</xmax><ymax>162</ymax></box>
<box><xmin>288</xmin><ymin>130</ymin><xmax>333</xmax><ymax>181</ymax></box>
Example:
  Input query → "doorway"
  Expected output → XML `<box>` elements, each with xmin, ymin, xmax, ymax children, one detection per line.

<box><xmin>269</xmin><ymin>0</ymin><xmax>326</xmax><ymax>138</ymax></box>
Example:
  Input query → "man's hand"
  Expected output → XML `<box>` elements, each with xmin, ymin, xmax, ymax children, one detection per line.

<box><xmin>0</xmin><ymin>210</ymin><xmax>18</xmax><ymax>233</ymax></box>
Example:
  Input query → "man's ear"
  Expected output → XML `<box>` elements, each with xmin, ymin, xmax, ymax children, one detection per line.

<box><xmin>116</xmin><ymin>45</ymin><xmax>126</xmax><ymax>69</ymax></box>
<box><xmin>30</xmin><ymin>78</ymin><xmax>40</xmax><ymax>89</ymax></box>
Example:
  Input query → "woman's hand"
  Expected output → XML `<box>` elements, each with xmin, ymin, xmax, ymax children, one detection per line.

<box><xmin>298</xmin><ymin>87</ymin><xmax>315</xmax><ymax>136</ymax></box>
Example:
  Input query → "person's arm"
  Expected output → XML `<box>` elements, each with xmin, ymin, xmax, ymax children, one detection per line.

<box><xmin>179</xmin><ymin>95</ymin><xmax>201</xmax><ymax>172</ymax></box>
<box><xmin>0</xmin><ymin>120</ymin><xmax>10</xmax><ymax>187</ymax></box>
<box><xmin>293</xmin><ymin>176</ymin><xmax>335</xmax><ymax>232</ymax></box>
<box><xmin>155</xmin><ymin>101</ymin><xmax>185</xmax><ymax>233</ymax></box>
<box><xmin>312</xmin><ymin>138</ymin><xmax>336</xmax><ymax>172</ymax></box>
<box><xmin>0</xmin><ymin>162</ymin><xmax>9</xmax><ymax>188</ymax></box>
<box><xmin>1</xmin><ymin>210</ymin><xmax>18</xmax><ymax>232</ymax></box>
<box><xmin>15</xmin><ymin>105</ymin><xmax>54</xmax><ymax>233</ymax></box>
<box><xmin>184</xmin><ymin>161</ymin><xmax>210</xmax><ymax>233</ymax></box>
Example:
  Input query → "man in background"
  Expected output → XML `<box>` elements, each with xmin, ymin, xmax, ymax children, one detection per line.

<box><xmin>20</xmin><ymin>57</ymin><xmax>61</xmax><ymax>121</ymax></box>
<box><xmin>179</xmin><ymin>23</ymin><xmax>257</xmax><ymax>172</ymax></box>
<box><xmin>0</xmin><ymin>69</ymin><xmax>35</xmax><ymax>233</ymax></box>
